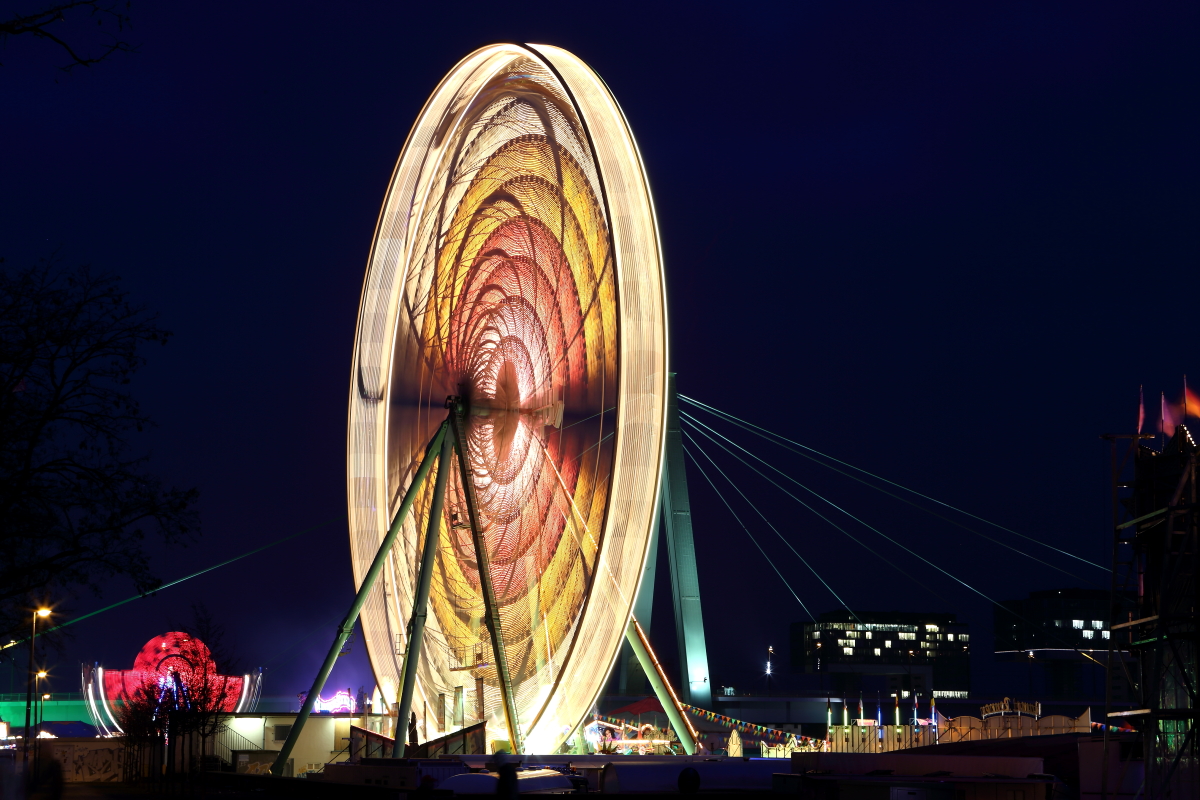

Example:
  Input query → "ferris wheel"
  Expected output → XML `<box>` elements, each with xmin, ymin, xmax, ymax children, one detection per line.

<box><xmin>281</xmin><ymin>44</ymin><xmax>668</xmax><ymax>762</ymax></box>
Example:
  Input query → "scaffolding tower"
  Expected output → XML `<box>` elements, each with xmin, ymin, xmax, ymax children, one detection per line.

<box><xmin>1104</xmin><ymin>425</ymin><xmax>1198</xmax><ymax>800</ymax></box>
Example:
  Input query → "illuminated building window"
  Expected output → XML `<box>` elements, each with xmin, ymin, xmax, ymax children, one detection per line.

<box><xmin>920</xmin><ymin>641</ymin><xmax>934</xmax><ymax>649</ymax></box>
<box><xmin>812</xmin><ymin>631</ymin><xmax>820</xmax><ymax>639</ymax></box>
<box><xmin>1054</xmin><ymin>620</ymin><xmax>1063</xmax><ymax>627</ymax></box>
<box><xmin>1083</xmin><ymin>629</ymin><xmax>1094</xmax><ymax>639</ymax></box>
<box><xmin>947</xmin><ymin>634</ymin><xmax>955</xmax><ymax>641</ymax></box>
<box><xmin>874</xmin><ymin>648</ymin><xmax>881</xmax><ymax>656</ymax></box>
<box><xmin>1102</xmin><ymin>630</ymin><xmax>1110</xmax><ymax>640</ymax></box>
<box><xmin>845</xmin><ymin>631</ymin><xmax>861</xmax><ymax>639</ymax></box>
<box><xmin>1092</xmin><ymin>620</ymin><xmax>1104</xmax><ymax>629</ymax></box>
<box><xmin>884</xmin><ymin>640</ymin><xmax>892</xmax><ymax>648</ymax></box>
<box><xmin>925</xmin><ymin>624</ymin><xmax>939</xmax><ymax>632</ymax></box>
<box><xmin>1072</xmin><ymin>620</ymin><xmax>1084</xmax><ymax>629</ymax></box>
<box><xmin>899</xmin><ymin>632</ymin><xmax>916</xmax><ymax>640</ymax></box>
<box><xmin>865</xmin><ymin>631</ymin><xmax>873</xmax><ymax>640</ymax></box>
<box><xmin>960</xmin><ymin>634</ymin><xmax>969</xmax><ymax>642</ymax></box>
<box><xmin>843</xmin><ymin>647</ymin><xmax>853</xmax><ymax>655</ymax></box>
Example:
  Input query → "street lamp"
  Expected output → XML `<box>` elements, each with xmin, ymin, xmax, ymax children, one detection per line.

<box><xmin>36</xmin><ymin>674</ymin><xmax>48</xmax><ymax>742</ymax></box>
<box><xmin>24</xmin><ymin>609</ymin><xmax>50</xmax><ymax>769</ymax></box>
<box><xmin>40</xmin><ymin>693</ymin><xmax>50</xmax><ymax>740</ymax></box>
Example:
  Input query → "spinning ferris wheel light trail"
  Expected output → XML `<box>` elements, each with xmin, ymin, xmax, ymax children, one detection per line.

<box><xmin>275</xmin><ymin>42</ymin><xmax>669</xmax><ymax>770</ymax></box>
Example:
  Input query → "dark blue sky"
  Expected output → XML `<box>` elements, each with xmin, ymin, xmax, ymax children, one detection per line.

<box><xmin>3</xmin><ymin>1</ymin><xmax>1196</xmax><ymax>705</ymax></box>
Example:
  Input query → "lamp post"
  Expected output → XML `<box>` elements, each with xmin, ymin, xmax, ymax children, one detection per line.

<box><xmin>765</xmin><ymin>646</ymin><xmax>773</xmax><ymax>696</ymax></box>
<box><xmin>35</xmin><ymin>686</ymin><xmax>49</xmax><ymax>776</ymax></box>
<box><xmin>33</xmin><ymin>672</ymin><xmax>47</xmax><ymax>776</ymax></box>
<box><xmin>24</xmin><ymin>608</ymin><xmax>50</xmax><ymax>769</ymax></box>
<box><xmin>37</xmin><ymin>683</ymin><xmax>48</xmax><ymax>739</ymax></box>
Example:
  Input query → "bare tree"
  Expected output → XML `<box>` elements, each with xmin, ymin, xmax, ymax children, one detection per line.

<box><xmin>173</xmin><ymin>604</ymin><xmax>241</xmax><ymax>773</ymax></box>
<box><xmin>1</xmin><ymin>1</ymin><xmax>135</xmax><ymax>72</ymax></box>
<box><xmin>0</xmin><ymin>259</ymin><xmax>199</xmax><ymax>641</ymax></box>
<box><xmin>112</xmin><ymin>679</ymin><xmax>165</xmax><ymax>782</ymax></box>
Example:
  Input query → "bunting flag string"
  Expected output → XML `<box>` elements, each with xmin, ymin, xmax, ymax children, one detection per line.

<box><xmin>678</xmin><ymin>703</ymin><xmax>813</xmax><ymax>743</ymax></box>
<box><xmin>591</xmin><ymin>714</ymin><xmax>662</xmax><ymax>731</ymax></box>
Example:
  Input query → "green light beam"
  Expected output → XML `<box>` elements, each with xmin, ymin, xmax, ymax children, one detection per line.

<box><xmin>2</xmin><ymin>514</ymin><xmax>346</xmax><ymax>649</ymax></box>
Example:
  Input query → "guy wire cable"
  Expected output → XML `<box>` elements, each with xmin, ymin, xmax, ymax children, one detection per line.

<box><xmin>680</xmin><ymin>394</ymin><xmax>1109</xmax><ymax>572</ymax></box>
<box><xmin>682</xmin><ymin>416</ymin><xmax>949</xmax><ymax>604</ymax></box>
<box><xmin>681</xmin><ymin>443</ymin><xmax>816</xmax><ymax>620</ymax></box>
<box><xmin>681</xmin><ymin>428</ymin><xmax>857</xmax><ymax>621</ymax></box>
<box><xmin>682</xmin><ymin>414</ymin><xmax>1108</xmax><ymax>667</ymax></box>
<box><xmin>682</xmin><ymin>410</ymin><xmax>1099</xmax><ymax>587</ymax></box>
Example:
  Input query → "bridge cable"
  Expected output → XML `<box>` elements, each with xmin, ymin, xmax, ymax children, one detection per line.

<box><xmin>681</xmin><ymin>441</ymin><xmax>817</xmax><ymax>620</ymax></box>
<box><xmin>680</xmin><ymin>428</ymin><xmax>857</xmax><ymax>621</ymax></box>
<box><xmin>680</xmin><ymin>395</ymin><xmax>1109</xmax><ymax>572</ymax></box>
<box><xmin>681</xmin><ymin>416</ymin><xmax>948</xmax><ymax>604</ymax></box>
<box><xmin>680</xmin><ymin>413</ymin><xmax>1107</xmax><ymax>667</ymax></box>
<box><xmin>682</xmin><ymin>410</ymin><xmax>1098</xmax><ymax>588</ymax></box>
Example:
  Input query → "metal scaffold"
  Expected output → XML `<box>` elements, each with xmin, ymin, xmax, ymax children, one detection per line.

<box><xmin>1104</xmin><ymin>425</ymin><xmax>1198</xmax><ymax>800</ymax></box>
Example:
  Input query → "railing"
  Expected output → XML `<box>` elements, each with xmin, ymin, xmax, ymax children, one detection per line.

<box><xmin>212</xmin><ymin>722</ymin><xmax>263</xmax><ymax>768</ymax></box>
<box><xmin>0</xmin><ymin>692</ymin><xmax>85</xmax><ymax>702</ymax></box>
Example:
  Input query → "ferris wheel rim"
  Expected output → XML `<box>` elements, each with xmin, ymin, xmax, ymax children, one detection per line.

<box><xmin>347</xmin><ymin>42</ymin><xmax>668</xmax><ymax>753</ymax></box>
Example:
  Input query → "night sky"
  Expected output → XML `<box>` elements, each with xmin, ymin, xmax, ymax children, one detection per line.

<box><xmin>4</xmin><ymin>2</ymin><xmax>1197</xmax><ymax>707</ymax></box>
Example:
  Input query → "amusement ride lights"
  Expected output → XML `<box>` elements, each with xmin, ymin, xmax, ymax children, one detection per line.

<box><xmin>344</xmin><ymin>44</ymin><xmax>667</xmax><ymax>755</ymax></box>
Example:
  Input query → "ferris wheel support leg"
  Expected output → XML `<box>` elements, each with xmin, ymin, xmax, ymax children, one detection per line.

<box><xmin>392</xmin><ymin>421</ymin><xmax>456</xmax><ymax>757</ymax></box>
<box><xmin>626</xmin><ymin>617</ymin><xmax>697</xmax><ymax>755</ymax></box>
<box><xmin>271</xmin><ymin>420</ymin><xmax>449</xmax><ymax>776</ymax></box>
<box><xmin>448</xmin><ymin>398</ymin><xmax>524</xmax><ymax>755</ymax></box>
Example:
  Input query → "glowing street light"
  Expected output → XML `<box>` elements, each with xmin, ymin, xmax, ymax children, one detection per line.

<box><xmin>25</xmin><ymin>608</ymin><xmax>50</xmax><ymax>768</ymax></box>
<box><xmin>765</xmin><ymin>645</ymin><xmax>774</xmax><ymax>696</ymax></box>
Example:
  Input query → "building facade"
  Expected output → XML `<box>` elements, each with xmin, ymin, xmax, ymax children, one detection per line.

<box><xmin>792</xmin><ymin>610</ymin><xmax>970</xmax><ymax>697</ymax></box>
<box><xmin>993</xmin><ymin>588</ymin><xmax>1136</xmax><ymax>703</ymax></box>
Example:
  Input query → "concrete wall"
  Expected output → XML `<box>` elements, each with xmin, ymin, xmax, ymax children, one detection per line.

<box><xmin>228</xmin><ymin>715</ymin><xmax>265</xmax><ymax>748</ymax></box>
<box><xmin>255</xmin><ymin>714</ymin><xmax>354</xmax><ymax>773</ymax></box>
<box><xmin>792</xmin><ymin>752</ymin><xmax>1044</xmax><ymax>777</ymax></box>
<box><xmin>38</xmin><ymin>738</ymin><xmax>123</xmax><ymax>782</ymax></box>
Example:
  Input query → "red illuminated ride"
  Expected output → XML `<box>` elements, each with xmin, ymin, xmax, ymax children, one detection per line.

<box><xmin>82</xmin><ymin>632</ymin><xmax>261</xmax><ymax>736</ymax></box>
